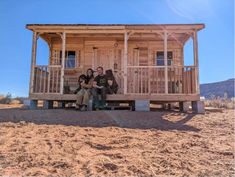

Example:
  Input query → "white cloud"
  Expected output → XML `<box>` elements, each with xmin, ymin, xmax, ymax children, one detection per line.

<box><xmin>166</xmin><ymin>0</ymin><xmax>215</xmax><ymax>21</ymax></box>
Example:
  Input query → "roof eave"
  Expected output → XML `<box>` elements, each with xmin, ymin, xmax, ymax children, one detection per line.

<box><xmin>26</xmin><ymin>23</ymin><xmax>205</xmax><ymax>32</ymax></box>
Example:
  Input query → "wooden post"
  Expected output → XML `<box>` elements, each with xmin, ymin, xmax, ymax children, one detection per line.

<box><xmin>60</xmin><ymin>32</ymin><xmax>66</xmax><ymax>94</ymax></box>
<box><xmin>164</xmin><ymin>31</ymin><xmax>168</xmax><ymax>94</ymax></box>
<box><xmin>29</xmin><ymin>32</ymin><xmax>38</xmax><ymax>94</ymax></box>
<box><xmin>92</xmin><ymin>48</ymin><xmax>97</xmax><ymax>70</ymax></box>
<box><xmin>47</xmin><ymin>46</ymin><xmax>52</xmax><ymax>93</ymax></box>
<box><xmin>123</xmin><ymin>32</ymin><xmax>128</xmax><ymax>94</ymax></box>
<box><xmin>193</xmin><ymin>30</ymin><xmax>199</xmax><ymax>94</ymax></box>
<box><xmin>148</xmin><ymin>45</ymin><xmax>151</xmax><ymax>94</ymax></box>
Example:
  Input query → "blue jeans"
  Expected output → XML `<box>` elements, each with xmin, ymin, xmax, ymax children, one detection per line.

<box><xmin>91</xmin><ymin>87</ymin><xmax>106</xmax><ymax>108</ymax></box>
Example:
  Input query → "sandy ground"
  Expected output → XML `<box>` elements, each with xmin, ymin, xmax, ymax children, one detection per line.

<box><xmin>0</xmin><ymin>104</ymin><xmax>234</xmax><ymax>176</ymax></box>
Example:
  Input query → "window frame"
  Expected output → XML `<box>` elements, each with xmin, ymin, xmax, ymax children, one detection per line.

<box><xmin>155</xmin><ymin>51</ymin><xmax>173</xmax><ymax>66</ymax></box>
<box><xmin>59</xmin><ymin>50</ymin><xmax>78</xmax><ymax>69</ymax></box>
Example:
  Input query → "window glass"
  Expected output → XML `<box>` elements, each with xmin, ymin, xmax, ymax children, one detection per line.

<box><xmin>156</xmin><ymin>51</ymin><xmax>173</xmax><ymax>66</ymax></box>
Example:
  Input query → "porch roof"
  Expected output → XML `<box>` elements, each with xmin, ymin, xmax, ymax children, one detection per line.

<box><xmin>26</xmin><ymin>24</ymin><xmax>205</xmax><ymax>44</ymax></box>
<box><xmin>26</xmin><ymin>23</ymin><xmax>205</xmax><ymax>31</ymax></box>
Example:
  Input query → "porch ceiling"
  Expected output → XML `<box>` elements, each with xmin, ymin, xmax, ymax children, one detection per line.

<box><xmin>27</xmin><ymin>24</ymin><xmax>204</xmax><ymax>44</ymax></box>
<box><xmin>26</xmin><ymin>24</ymin><xmax>205</xmax><ymax>44</ymax></box>
<box><xmin>39</xmin><ymin>32</ymin><xmax>191</xmax><ymax>44</ymax></box>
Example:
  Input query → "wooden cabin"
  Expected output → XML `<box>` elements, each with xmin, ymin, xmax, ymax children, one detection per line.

<box><xmin>26</xmin><ymin>24</ymin><xmax>205</xmax><ymax>112</ymax></box>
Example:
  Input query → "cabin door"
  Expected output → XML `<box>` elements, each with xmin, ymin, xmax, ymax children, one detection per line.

<box><xmin>131</xmin><ymin>47</ymin><xmax>148</xmax><ymax>66</ymax></box>
<box><xmin>127</xmin><ymin>47</ymin><xmax>149</xmax><ymax>94</ymax></box>
<box><xmin>93</xmin><ymin>48</ymin><xmax>123</xmax><ymax>94</ymax></box>
<box><xmin>95</xmin><ymin>49</ymin><xmax>114</xmax><ymax>71</ymax></box>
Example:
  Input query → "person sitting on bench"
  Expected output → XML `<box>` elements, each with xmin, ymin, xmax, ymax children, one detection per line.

<box><xmin>75</xmin><ymin>68</ymin><xmax>94</xmax><ymax>111</ymax></box>
<box><xmin>105</xmin><ymin>69</ymin><xmax>118</xmax><ymax>94</ymax></box>
<box><xmin>92</xmin><ymin>66</ymin><xmax>107</xmax><ymax>110</ymax></box>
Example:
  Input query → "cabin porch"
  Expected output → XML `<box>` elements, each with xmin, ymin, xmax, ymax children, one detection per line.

<box><xmin>26</xmin><ymin>24</ymin><xmax>205</xmax><ymax>112</ymax></box>
<box><xmin>30</xmin><ymin>64</ymin><xmax>201</xmax><ymax>112</ymax></box>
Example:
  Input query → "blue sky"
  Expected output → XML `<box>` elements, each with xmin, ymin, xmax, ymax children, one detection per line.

<box><xmin>0</xmin><ymin>0</ymin><xmax>234</xmax><ymax>97</ymax></box>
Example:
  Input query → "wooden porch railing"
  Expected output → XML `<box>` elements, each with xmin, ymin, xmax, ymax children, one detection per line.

<box><xmin>33</xmin><ymin>65</ymin><xmax>61</xmax><ymax>93</ymax></box>
<box><xmin>33</xmin><ymin>65</ymin><xmax>197</xmax><ymax>95</ymax></box>
<box><xmin>127</xmin><ymin>66</ymin><xmax>197</xmax><ymax>94</ymax></box>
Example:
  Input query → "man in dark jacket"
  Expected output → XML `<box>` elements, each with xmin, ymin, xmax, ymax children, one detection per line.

<box><xmin>92</xmin><ymin>66</ymin><xmax>107</xmax><ymax>109</ymax></box>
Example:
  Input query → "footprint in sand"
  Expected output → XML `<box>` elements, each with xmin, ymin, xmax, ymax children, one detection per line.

<box><xmin>103</xmin><ymin>163</ymin><xmax>118</xmax><ymax>171</ymax></box>
<box><xmin>86</xmin><ymin>142</ymin><xmax>112</xmax><ymax>150</ymax></box>
<box><xmin>101</xmin><ymin>153</ymin><xmax>124</xmax><ymax>159</ymax></box>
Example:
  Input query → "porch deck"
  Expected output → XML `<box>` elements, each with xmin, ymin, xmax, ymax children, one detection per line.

<box><xmin>29</xmin><ymin>93</ymin><xmax>200</xmax><ymax>102</ymax></box>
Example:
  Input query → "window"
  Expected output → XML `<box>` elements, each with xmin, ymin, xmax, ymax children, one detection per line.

<box><xmin>65</xmin><ymin>51</ymin><xmax>76</xmax><ymax>68</ymax></box>
<box><xmin>156</xmin><ymin>51</ymin><xmax>173</xmax><ymax>66</ymax></box>
<box><xmin>60</xmin><ymin>51</ymin><xmax>77</xmax><ymax>68</ymax></box>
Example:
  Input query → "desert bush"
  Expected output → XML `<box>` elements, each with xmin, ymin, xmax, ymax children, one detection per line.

<box><xmin>10</xmin><ymin>99</ymin><xmax>21</xmax><ymax>104</ymax></box>
<box><xmin>14</xmin><ymin>97</ymin><xmax>27</xmax><ymax>104</ymax></box>
<box><xmin>0</xmin><ymin>94</ymin><xmax>27</xmax><ymax>104</ymax></box>
<box><xmin>204</xmin><ymin>96</ymin><xmax>235</xmax><ymax>109</ymax></box>
<box><xmin>0</xmin><ymin>93</ymin><xmax>12</xmax><ymax>104</ymax></box>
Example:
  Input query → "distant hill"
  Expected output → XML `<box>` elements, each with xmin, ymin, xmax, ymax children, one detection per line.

<box><xmin>200</xmin><ymin>78</ymin><xmax>235</xmax><ymax>99</ymax></box>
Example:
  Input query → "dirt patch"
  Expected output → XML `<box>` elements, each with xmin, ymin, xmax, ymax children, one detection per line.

<box><xmin>0</xmin><ymin>106</ymin><xmax>234</xmax><ymax>176</ymax></box>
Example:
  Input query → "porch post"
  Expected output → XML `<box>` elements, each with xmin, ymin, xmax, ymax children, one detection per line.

<box><xmin>123</xmin><ymin>31</ymin><xmax>128</xmax><ymax>94</ymax></box>
<box><xmin>164</xmin><ymin>31</ymin><xmax>168</xmax><ymax>94</ymax></box>
<box><xmin>92</xmin><ymin>48</ymin><xmax>97</xmax><ymax>70</ymax></box>
<box><xmin>29</xmin><ymin>31</ymin><xmax>38</xmax><ymax>94</ymax></box>
<box><xmin>60</xmin><ymin>32</ymin><xmax>66</xmax><ymax>94</ymax></box>
<box><xmin>193</xmin><ymin>30</ymin><xmax>199</xmax><ymax>94</ymax></box>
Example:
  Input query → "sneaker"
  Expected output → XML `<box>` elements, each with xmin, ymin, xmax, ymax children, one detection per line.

<box><xmin>80</xmin><ymin>105</ymin><xmax>87</xmax><ymax>111</ymax></box>
<box><xmin>75</xmin><ymin>105</ymin><xmax>80</xmax><ymax>110</ymax></box>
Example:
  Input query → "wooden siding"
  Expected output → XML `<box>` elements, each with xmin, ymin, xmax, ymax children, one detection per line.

<box><xmin>47</xmin><ymin>38</ymin><xmax>185</xmax><ymax>95</ymax></box>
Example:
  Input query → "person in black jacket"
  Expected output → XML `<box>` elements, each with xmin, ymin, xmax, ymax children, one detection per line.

<box><xmin>92</xmin><ymin>66</ymin><xmax>107</xmax><ymax>109</ymax></box>
<box><xmin>105</xmin><ymin>69</ymin><xmax>118</xmax><ymax>94</ymax></box>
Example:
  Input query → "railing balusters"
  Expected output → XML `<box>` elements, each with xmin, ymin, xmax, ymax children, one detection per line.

<box><xmin>43</xmin><ymin>67</ymin><xmax>46</xmax><ymax>93</ymax></box>
<box><xmin>47</xmin><ymin>67</ymin><xmax>50</xmax><ymax>93</ymax></box>
<box><xmin>34</xmin><ymin>67</ymin><xmax>37</xmax><ymax>93</ymax></box>
<box><xmin>126</xmin><ymin>65</ymin><xmax>196</xmax><ymax>94</ymax></box>
<box><xmin>33</xmin><ymin>65</ymin><xmax>61</xmax><ymax>94</ymax></box>
<box><xmin>186</xmin><ymin>67</ymin><xmax>189</xmax><ymax>94</ymax></box>
<box><xmin>33</xmin><ymin>65</ymin><xmax>197</xmax><ymax>95</ymax></box>
<box><xmin>140</xmin><ymin>68</ymin><xmax>142</xmax><ymax>94</ymax></box>
<box><xmin>148</xmin><ymin>68</ymin><xmax>151</xmax><ymax>94</ymax></box>
<box><xmin>56</xmin><ymin>68</ymin><xmax>58</xmax><ymax>93</ymax></box>
<box><xmin>137</xmin><ymin>68</ymin><xmax>139</xmax><ymax>93</ymax></box>
<box><xmin>173</xmin><ymin>67</ymin><xmax>177</xmax><ymax>93</ymax></box>
<box><xmin>156</xmin><ymin>67</ymin><xmax>158</xmax><ymax>94</ymax></box>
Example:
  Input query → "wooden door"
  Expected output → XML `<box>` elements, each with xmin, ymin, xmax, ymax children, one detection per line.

<box><xmin>94</xmin><ymin>48</ymin><xmax>125</xmax><ymax>94</ymax></box>
<box><xmin>113</xmin><ymin>49</ymin><xmax>123</xmax><ymax>94</ymax></box>
<box><xmin>95</xmin><ymin>49</ymin><xmax>114</xmax><ymax>71</ymax></box>
<box><xmin>131</xmin><ymin>47</ymin><xmax>148</xmax><ymax>66</ymax></box>
<box><xmin>127</xmin><ymin>47</ymin><xmax>149</xmax><ymax>94</ymax></box>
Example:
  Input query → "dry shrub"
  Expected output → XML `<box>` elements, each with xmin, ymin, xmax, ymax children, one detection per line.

<box><xmin>10</xmin><ymin>99</ymin><xmax>21</xmax><ymax>104</ymax></box>
<box><xmin>14</xmin><ymin>97</ymin><xmax>27</xmax><ymax>104</ymax></box>
<box><xmin>0</xmin><ymin>94</ymin><xmax>26</xmax><ymax>105</ymax></box>
<box><xmin>0</xmin><ymin>93</ymin><xmax>12</xmax><ymax>104</ymax></box>
<box><xmin>204</xmin><ymin>97</ymin><xmax>235</xmax><ymax>109</ymax></box>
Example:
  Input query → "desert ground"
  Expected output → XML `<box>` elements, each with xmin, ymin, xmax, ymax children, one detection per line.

<box><xmin>0</xmin><ymin>104</ymin><xmax>234</xmax><ymax>176</ymax></box>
